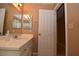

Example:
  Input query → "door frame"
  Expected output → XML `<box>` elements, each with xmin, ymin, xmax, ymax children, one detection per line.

<box><xmin>54</xmin><ymin>3</ymin><xmax>68</xmax><ymax>56</ymax></box>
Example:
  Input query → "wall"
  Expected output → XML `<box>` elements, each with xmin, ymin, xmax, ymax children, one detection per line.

<box><xmin>66</xmin><ymin>3</ymin><xmax>79</xmax><ymax>55</ymax></box>
<box><xmin>0</xmin><ymin>3</ymin><xmax>57</xmax><ymax>54</ymax></box>
<box><xmin>54</xmin><ymin>3</ymin><xmax>79</xmax><ymax>56</ymax></box>
<box><xmin>0</xmin><ymin>4</ymin><xmax>20</xmax><ymax>34</ymax></box>
<box><xmin>23</xmin><ymin>4</ymin><xmax>56</xmax><ymax>53</ymax></box>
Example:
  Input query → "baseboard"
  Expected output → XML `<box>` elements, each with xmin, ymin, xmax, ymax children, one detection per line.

<box><xmin>32</xmin><ymin>52</ymin><xmax>38</xmax><ymax>56</ymax></box>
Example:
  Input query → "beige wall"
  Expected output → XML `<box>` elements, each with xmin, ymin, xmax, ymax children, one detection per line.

<box><xmin>23</xmin><ymin>4</ymin><xmax>56</xmax><ymax>53</ymax></box>
<box><xmin>0</xmin><ymin>4</ymin><xmax>20</xmax><ymax>34</ymax></box>
<box><xmin>0</xmin><ymin>3</ymin><xmax>56</xmax><ymax>53</ymax></box>
<box><xmin>66</xmin><ymin>3</ymin><xmax>79</xmax><ymax>55</ymax></box>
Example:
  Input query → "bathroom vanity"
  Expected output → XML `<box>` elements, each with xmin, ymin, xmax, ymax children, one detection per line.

<box><xmin>0</xmin><ymin>34</ymin><xmax>33</xmax><ymax>56</ymax></box>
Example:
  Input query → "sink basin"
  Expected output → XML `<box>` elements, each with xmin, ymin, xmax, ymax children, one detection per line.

<box><xmin>17</xmin><ymin>34</ymin><xmax>33</xmax><ymax>39</ymax></box>
<box><xmin>0</xmin><ymin>34</ymin><xmax>33</xmax><ymax>50</ymax></box>
<box><xmin>0</xmin><ymin>36</ymin><xmax>8</xmax><ymax>40</ymax></box>
<box><xmin>0</xmin><ymin>34</ymin><xmax>33</xmax><ymax>40</ymax></box>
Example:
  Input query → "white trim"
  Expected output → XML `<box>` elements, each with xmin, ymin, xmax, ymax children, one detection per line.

<box><xmin>53</xmin><ymin>3</ymin><xmax>62</xmax><ymax>11</ymax></box>
<box><xmin>54</xmin><ymin>3</ymin><xmax>68</xmax><ymax>56</ymax></box>
<box><xmin>64</xmin><ymin>3</ymin><xmax>68</xmax><ymax>56</ymax></box>
<box><xmin>52</xmin><ymin>10</ymin><xmax>57</xmax><ymax>56</ymax></box>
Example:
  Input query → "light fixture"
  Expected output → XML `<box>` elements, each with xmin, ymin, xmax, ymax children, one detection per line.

<box><xmin>13</xmin><ymin>3</ymin><xmax>22</xmax><ymax>7</ymax></box>
<box><xmin>12</xmin><ymin>3</ymin><xmax>22</xmax><ymax>11</ymax></box>
<box><xmin>18</xmin><ymin>3</ymin><xmax>22</xmax><ymax>7</ymax></box>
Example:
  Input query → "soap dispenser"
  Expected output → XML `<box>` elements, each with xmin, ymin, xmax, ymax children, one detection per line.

<box><xmin>5</xmin><ymin>30</ymin><xmax>10</xmax><ymax>40</ymax></box>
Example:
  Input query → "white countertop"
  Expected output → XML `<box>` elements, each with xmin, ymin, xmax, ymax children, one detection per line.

<box><xmin>0</xmin><ymin>34</ymin><xmax>33</xmax><ymax>50</ymax></box>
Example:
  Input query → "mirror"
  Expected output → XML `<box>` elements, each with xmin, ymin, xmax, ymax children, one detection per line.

<box><xmin>12</xmin><ymin>13</ymin><xmax>22</xmax><ymax>28</ymax></box>
<box><xmin>22</xmin><ymin>14</ymin><xmax>32</xmax><ymax>29</ymax></box>
<box><xmin>12</xmin><ymin>4</ymin><xmax>32</xmax><ymax>30</ymax></box>
<box><xmin>0</xmin><ymin>8</ymin><xmax>5</xmax><ymax>35</ymax></box>
<box><xmin>0</xmin><ymin>3</ymin><xmax>32</xmax><ymax>35</ymax></box>
<box><xmin>0</xmin><ymin>3</ymin><xmax>22</xmax><ymax>35</ymax></box>
<box><xmin>12</xmin><ymin>3</ymin><xmax>22</xmax><ymax>29</ymax></box>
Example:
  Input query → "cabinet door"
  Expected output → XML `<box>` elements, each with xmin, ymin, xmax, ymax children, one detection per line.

<box><xmin>26</xmin><ymin>44</ymin><xmax>32</xmax><ymax>56</ymax></box>
<box><xmin>21</xmin><ymin>44</ymin><xmax>32</xmax><ymax>56</ymax></box>
<box><xmin>22</xmin><ymin>49</ymin><xmax>29</xmax><ymax>56</ymax></box>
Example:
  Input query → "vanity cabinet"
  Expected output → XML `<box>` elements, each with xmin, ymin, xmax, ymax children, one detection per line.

<box><xmin>20</xmin><ymin>39</ymin><xmax>33</xmax><ymax>56</ymax></box>
<box><xmin>0</xmin><ymin>39</ymin><xmax>33</xmax><ymax>56</ymax></box>
<box><xmin>21</xmin><ymin>44</ymin><xmax>32</xmax><ymax>56</ymax></box>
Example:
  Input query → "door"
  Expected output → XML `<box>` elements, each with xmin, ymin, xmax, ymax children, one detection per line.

<box><xmin>38</xmin><ymin>9</ymin><xmax>56</xmax><ymax>56</ymax></box>
<box><xmin>57</xmin><ymin>4</ymin><xmax>65</xmax><ymax>56</ymax></box>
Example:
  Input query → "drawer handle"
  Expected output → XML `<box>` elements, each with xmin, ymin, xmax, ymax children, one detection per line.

<box><xmin>24</xmin><ymin>49</ymin><xmax>27</xmax><ymax>51</ymax></box>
